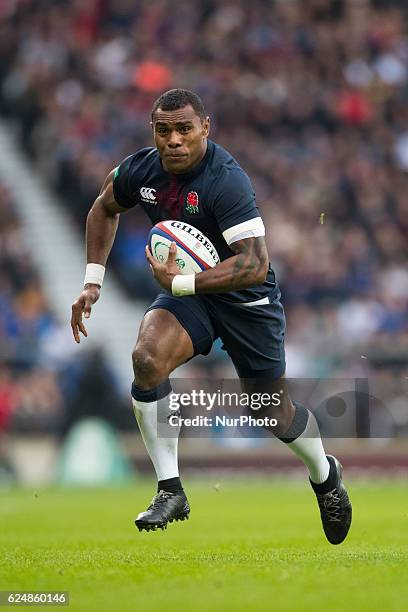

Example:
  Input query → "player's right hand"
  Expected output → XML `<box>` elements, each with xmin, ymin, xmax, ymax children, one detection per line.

<box><xmin>71</xmin><ymin>285</ymin><xmax>101</xmax><ymax>343</ymax></box>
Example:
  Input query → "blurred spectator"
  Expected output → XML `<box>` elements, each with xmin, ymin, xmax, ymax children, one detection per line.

<box><xmin>0</xmin><ymin>366</ymin><xmax>18</xmax><ymax>430</ymax></box>
<box><xmin>0</xmin><ymin>183</ymin><xmax>56</xmax><ymax>365</ymax></box>
<box><xmin>11</xmin><ymin>367</ymin><xmax>64</xmax><ymax>433</ymax></box>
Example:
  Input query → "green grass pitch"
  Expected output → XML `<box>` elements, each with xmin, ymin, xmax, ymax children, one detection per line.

<box><xmin>1</xmin><ymin>478</ymin><xmax>407</xmax><ymax>611</ymax></box>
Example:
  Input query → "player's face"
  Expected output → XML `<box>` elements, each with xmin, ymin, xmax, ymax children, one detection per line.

<box><xmin>151</xmin><ymin>105</ymin><xmax>210</xmax><ymax>174</ymax></box>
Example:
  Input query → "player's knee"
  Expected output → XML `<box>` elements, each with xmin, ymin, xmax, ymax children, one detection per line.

<box><xmin>132</xmin><ymin>345</ymin><xmax>165</xmax><ymax>389</ymax></box>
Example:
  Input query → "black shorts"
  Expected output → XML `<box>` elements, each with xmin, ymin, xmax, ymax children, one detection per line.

<box><xmin>145</xmin><ymin>290</ymin><xmax>286</xmax><ymax>380</ymax></box>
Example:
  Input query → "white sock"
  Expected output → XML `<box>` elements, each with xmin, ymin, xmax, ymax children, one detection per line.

<box><xmin>286</xmin><ymin>410</ymin><xmax>330</xmax><ymax>484</ymax></box>
<box><xmin>132</xmin><ymin>394</ymin><xmax>180</xmax><ymax>481</ymax></box>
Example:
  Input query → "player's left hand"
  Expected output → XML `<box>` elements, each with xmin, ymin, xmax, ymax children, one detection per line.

<box><xmin>145</xmin><ymin>241</ymin><xmax>179</xmax><ymax>291</ymax></box>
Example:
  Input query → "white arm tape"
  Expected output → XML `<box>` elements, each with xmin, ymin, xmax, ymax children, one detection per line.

<box><xmin>84</xmin><ymin>263</ymin><xmax>105</xmax><ymax>287</ymax></box>
<box><xmin>222</xmin><ymin>217</ymin><xmax>265</xmax><ymax>245</ymax></box>
<box><xmin>172</xmin><ymin>274</ymin><xmax>195</xmax><ymax>296</ymax></box>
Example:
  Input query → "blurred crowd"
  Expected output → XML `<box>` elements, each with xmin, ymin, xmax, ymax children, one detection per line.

<box><xmin>0</xmin><ymin>182</ymin><xmax>63</xmax><ymax>432</ymax></box>
<box><xmin>0</xmin><ymin>0</ymin><xmax>407</xmax><ymax>437</ymax></box>
<box><xmin>0</xmin><ymin>183</ymin><xmax>130</xmax><ymax>435</ymax></box>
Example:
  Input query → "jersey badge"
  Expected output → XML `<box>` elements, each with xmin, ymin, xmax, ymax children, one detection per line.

<box><xmin>185</xmin><ymin>191</ymin><xmax>199</xmax><ymax>214</ymax></box>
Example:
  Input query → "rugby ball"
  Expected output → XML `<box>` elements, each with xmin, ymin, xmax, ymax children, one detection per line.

<box><xmin>148</xmin><ymin>220</ymin><xmax>220</xmax><ymax>274</ymax></box>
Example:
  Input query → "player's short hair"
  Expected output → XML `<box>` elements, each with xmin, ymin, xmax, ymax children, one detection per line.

<box><xmin>151</xmin><ymin>89</ymin><xmax>206</xmax><ymax>121</ymax></box>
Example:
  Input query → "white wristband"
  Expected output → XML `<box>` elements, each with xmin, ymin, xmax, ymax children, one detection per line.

<box><xmin>84</xmin><ymin>263</ymin><xmax>105</xmax><ymax>287</ymax></box>
<box><xmin>171</xmin><ymin>274</ymin><xmax>195</xmax><ymax>296</ymax></box>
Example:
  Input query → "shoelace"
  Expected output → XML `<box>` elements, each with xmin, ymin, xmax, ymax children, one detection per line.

<box><xmin>149</xmin><ymin>491</ymin><xmax>174</xmax><ymax>510</ymax></box>
<box><xmin>317</xmin><ymin>489</ymin><xmax>342</xmax><ymax>522</ymax></box>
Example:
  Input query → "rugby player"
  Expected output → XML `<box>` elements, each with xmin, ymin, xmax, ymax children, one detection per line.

<box><xmin>71</xmin><ymin>89</ymin><xmax>352</xmax><ymax>544</ymax></box>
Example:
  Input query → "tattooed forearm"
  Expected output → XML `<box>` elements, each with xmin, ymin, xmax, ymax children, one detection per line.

<box><xmin>230</xmin><ymin>237</ymin><xmax>268</xmax><ymax>287</ymax></box>
<box><xmin>194</xmin><ymin>236</ymin><xmax>269</xmax><ymax>294</ymax></box>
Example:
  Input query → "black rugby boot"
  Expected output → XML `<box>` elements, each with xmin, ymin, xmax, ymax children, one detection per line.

<box><xmin>310</xmin><ymin>455</ymin><xmax>352</xmax><ymax>545</ymax></box>
<box><xmin>135</xmin><ymin>490</ymin><xmax>190</xmax><ymax>532</ymax></box>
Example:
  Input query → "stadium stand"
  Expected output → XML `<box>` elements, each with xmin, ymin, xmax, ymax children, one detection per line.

<box><xmin>0</xmin><ymin>0</ymin><xmax>407</xmax><ymax>448</ymax></box>
<box><xmin>0</xmin><ymin>180</ymin><xmax>63</xmax><ymax>432</ymax></box>
<box><xmin>1</xmin><ymin>0</ymin><xmax>408</xmax><ymax>379</ymax></box>
<box><xmin>0</xmin><ymin>176</ymin><xmax>131</xmax><ymax>435</ymax></box>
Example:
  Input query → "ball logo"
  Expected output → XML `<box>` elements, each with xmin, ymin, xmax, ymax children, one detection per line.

<box><xmin>186</xmin><ymin>191</ymin><xmax>199</xmax><ymax>214</ymax></box>
<box><xmin>140</xmin><ymin>187</ymin><xmax>157</xmax><ymax>203</ymax></box>
<box><xmin>153</xmin><ymin>241</ymin><xmax>186</xmax><ymax>270</ymax></box>
<box><xmin>170</xmin><ymin>221</ymin><xmax>220</xmax><ymax>263</ymax></box>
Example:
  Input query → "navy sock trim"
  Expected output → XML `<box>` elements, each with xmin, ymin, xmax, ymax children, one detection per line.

<box><xmin>279</xmin><ymin>401</ymin><xmax>309</xmax><ymax>443</ymax></box>
<box><xmin>131</xmin><ymin>379</ymin><xmax>171</xmax><ymax>402</ymax></box>
<box><xmin>157</xmin><ymin>477</ymin><xmax>183</xmax><ymax>494</ymax></box>
<box><xmin>310</xmin><ymin>456</ymin><xmax>338</xmax><ymax>494</ymax></box>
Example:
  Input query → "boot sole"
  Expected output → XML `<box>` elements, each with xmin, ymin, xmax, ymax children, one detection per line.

<box><xmin>135</xmin><ymin>509</ymin><xmax>190</xmax><ymax>532</ymax></box>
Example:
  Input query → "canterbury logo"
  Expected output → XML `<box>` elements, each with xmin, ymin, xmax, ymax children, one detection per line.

<box><xmin>140</xmin><ymin>187</ymin><xmax>157</xmax><ymax>202</ymax></box>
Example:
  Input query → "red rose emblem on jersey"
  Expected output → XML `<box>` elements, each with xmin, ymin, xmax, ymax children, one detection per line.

<box><xmin>186</xmin><ymin>191</ymin><xmax>199</xmax><ymax>214</ymax></box>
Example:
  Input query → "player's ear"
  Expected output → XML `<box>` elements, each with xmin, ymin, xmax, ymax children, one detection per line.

<box><xmin>150</xmin><ymin>120</ymin><xmax>154</xmax><ymax>131</ymax></box>
<box><xmin>202</xmin><ymin>116</ymin><xmax>210</xmax><ymax>138</ymax></box>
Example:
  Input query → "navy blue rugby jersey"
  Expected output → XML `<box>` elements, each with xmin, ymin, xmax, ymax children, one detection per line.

<box><xmin>112</xmin><ymin>139</ymin><xmax>278</xmax><ymax>303</ymax></box>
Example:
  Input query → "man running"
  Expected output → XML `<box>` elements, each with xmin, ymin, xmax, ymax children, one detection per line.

<box><xmin>71</xmin><ymin>89</ymin><xmax>352</xmax><ymax>544</ymax></box>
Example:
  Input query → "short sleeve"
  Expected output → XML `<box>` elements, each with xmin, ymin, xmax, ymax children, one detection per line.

<box><xmin>112</xmin><ymin>154</ymin><xmax>138</xmax><ymax>209</ymax></box>
<box><xmin>212</xmin><ymin>168</ymin><xmax>265</xmax><ymax>245</ymax></box>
